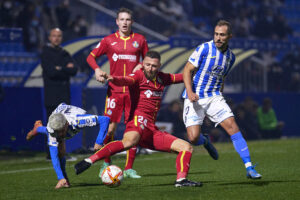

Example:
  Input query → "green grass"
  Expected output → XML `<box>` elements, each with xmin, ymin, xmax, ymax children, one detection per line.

<box><xmin>1</xmin><ymin>138</ymin><xmax>300</xmax><ymax>200</ymax></box>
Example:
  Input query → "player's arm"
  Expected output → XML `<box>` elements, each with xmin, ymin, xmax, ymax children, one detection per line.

<box><xmin>183</xmin><ymin>62</ymin><xmax>199</xmax><ymax>102</ymax></box>
<box><xmin>49</xmin><ymin>145</ymin><xmax>66</xmax><ymax>180</ymax></box>
<box><xmin>106</xmin><ymin>75</ymin><xmax>136</xmax><ymax>86</ymax></box>
<box><xmin>162</xmin><ymin>73</ymin><xmax>183</xmax><ymax>85</ymax></box>
<box><xmin>95</xmin><ymin>116</ymin><xmax>110</xmax><ymax>145</ymax></box>
<box><xmin>86</xmin><ymin>39</ymin><xmax>108</xmax><ymax>83</ymax></box>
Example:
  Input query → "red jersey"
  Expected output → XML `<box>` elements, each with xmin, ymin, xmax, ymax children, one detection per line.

<box><xmin>90</xmin><ymin>32</ymin><xmax>148</xmax><ymax>93</ymax></box>
<box><xmin>112</xmin><ymin>69</ymin><xmax>183</xmax><ymax>123</ymax></box>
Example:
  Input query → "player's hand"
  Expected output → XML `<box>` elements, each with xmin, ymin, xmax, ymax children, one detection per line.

<box><xmin>55</xmin><ymin>178</ymin><xmax>70</xmax><ymax>189</ymax></box>
<box><xmin>95</xmin><ymin>68</ymin><xmax>107</xmax><ymax>83</ymax></box>
<box><xmin>132</xmin><ymin>63</ymin><xmax>142</xmax><ymax>73</ymax></box>
<box><xmin>106</xmin><ymin>75</ymin><xmax>113</xmax><ymax>82</ymax></box>
<box><xmin>94</xmin><ymin>143</ymin><xmax>103</xmax><ymax>151</ymax></box>
<box><xmin>188</xmin><ymin>92</ymin><xmax>199</xmax><ymax>102</ymax></box>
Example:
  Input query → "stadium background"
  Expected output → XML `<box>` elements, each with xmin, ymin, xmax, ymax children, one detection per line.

<box><xmin>0</xmin><ymin>0</ymin><xmax>299</xmax><ymax>153</ymax></box>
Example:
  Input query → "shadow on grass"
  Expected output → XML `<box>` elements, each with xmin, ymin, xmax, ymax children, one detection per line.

<box><xmin>143</xmin><ymin>171</ymin><xmax>213</xmax><ymax>177</ymax></box>
<box><xmin>217</xmin><ymin>179</ymin><xmax>300</xmax><ymax>186</ymax></box>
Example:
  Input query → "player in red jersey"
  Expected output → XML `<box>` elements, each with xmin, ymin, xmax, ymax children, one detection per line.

<box><xmin>75</xmin><ymin>51</ymin><xmax>202</xmax><ymax>187</ymax></box>
<box><xmin>86</xmin><ymin>7</ymin><xmax>148</xmax><ymax>178</ymax></box>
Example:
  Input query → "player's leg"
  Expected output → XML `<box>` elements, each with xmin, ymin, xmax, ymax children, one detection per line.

<box><xmin>123</xmin><ymin>93</ymin><xmax>140</xmax><ymax>178</ymax></box>
<box><xmin>208</xmin><ymin>96</ymin><xmax>261</xmax><ymax>179</ymax></box>
<box><xmin>183</xmin><ymin>99</ymin><xmax>219</xmax><ymax>160</ymax></box>
<box><xmin>97</xmin><ymin>122</ymin><xmax>117</xmax><ymax>176</ymax></box>
<box><xmin>220</xmin><ymin>117</ymin><xmax>261</xmax><ymax>179</ymax></box>
<box><xmin>153</xmin><ymin>130</ymin><xmax>202</xmax><ymax>187</ymax></box>
<box><xmin>75</xmin><ymin>130</ymin><xmax>140</xmax><ymax>175</ymax></box>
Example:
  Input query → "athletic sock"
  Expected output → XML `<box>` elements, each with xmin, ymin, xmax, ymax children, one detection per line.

<box><xmin>124</xmin><ymin>146</ymin><xmax>137</xmax><ymax>170</ymax></box>
<box><xmin>176</xmin><ymin>151</ymin><xmax>192</xmax><ymax>180</ymax></box>
<box><xmin>195</xmin><ymin>134</ymin><xmax>205</xmax><ymax>146</ymax></box>
<box><xmin>103</xmin><ymin>134</ymin><xmax>112</xmax><ymax>163</ymax></box>
<box><xmin>231</xmin><ymin>132</ymin><xmax>252</xmax><ymax>168</ymax></box>
<box><xmin>89</xmin><ymin>141</ymin><xmax>124</xmax><ymax>163</ymax></box>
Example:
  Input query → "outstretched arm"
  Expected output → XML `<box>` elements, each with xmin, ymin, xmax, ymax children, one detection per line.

<box><xmin>106</xmin><ymin>75</ymin><xmax>136</xmax><ymax>86</ymax></box>
<box><xmin>183</xmin><ymin>62</ymin><xmax>199</xmax><ymax>102</ymax></box>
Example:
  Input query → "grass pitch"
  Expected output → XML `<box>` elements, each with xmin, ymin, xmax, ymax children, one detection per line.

<box><xmin>1</xmin><ymin>138</ymin><xmax>299</xmax><ymax>200</ymax></box>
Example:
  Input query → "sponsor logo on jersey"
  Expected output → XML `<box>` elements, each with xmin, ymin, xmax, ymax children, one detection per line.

<box><xmin>111</xmin><ymin>42</ymin><xmax>117</xmax><ymax>46</ymax></box>
<box><xmin>144</xmin><ymin>90</ymin><xmax>152</xmax><ymax>98</ymax></box>
<box><xmin>112</xmin><ymin>53</ymin><xmax>137</xmax><ymax>62</ymax></box>
<box><xmin>132</xmin><ymin>41</ymin><xmax>139</xmax><ymax>48</ymax></box>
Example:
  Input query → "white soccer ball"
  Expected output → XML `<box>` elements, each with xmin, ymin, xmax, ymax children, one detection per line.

<box><xmin>101</xmin><ymin>165</ymin><xmax>123</xmax><ymax>187</ymax></box>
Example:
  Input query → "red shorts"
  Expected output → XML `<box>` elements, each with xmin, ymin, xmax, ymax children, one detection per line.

<box><xmin>125</xmin><ymin>116</ymin><xmax>178</xmax><ymax>152</ymax></box>
<box><xmin>104</xmin><ymin>92</ymin><xmax>131</xmax><ymax>123</ymax></box>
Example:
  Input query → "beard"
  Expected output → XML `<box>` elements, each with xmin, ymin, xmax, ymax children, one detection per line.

<box><xmin>144</xmin><ymin>70</ymin><xmax>155</xmax><ymax>80</ymax></box>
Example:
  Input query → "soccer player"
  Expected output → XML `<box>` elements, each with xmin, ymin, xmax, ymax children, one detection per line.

<box><xmin>26</xmin><ymin>103</ymin><xmax>110</xmax><ymax>189</ymax></box>
<box><xmin>182</xmin><ymin>20</ymin><xmax>262</xmax><ymax>179</ymax></box>
<box><xmin>86</xmin><ymin>7</ymin><xmax>148</xmax><ymax>178</ymax></box>
<box><xmin>75</xmin><ymin>51</ymin><xmax>202</xmax><ymax>187</ymax></box>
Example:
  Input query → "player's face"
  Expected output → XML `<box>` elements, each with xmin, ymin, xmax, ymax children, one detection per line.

<box><xmin>49</xmin><ymin>29</ymin><xmax>62</xmax><ymax>47</ymax></box>
<box><xmin>214</xmin><ymin>25</ymin><xmax>232</xmax><ymax>50</ymax></box>
<box><xmin>143</xmin><ymin>56</ymin><xmax>161</xmax><ymax>80</ymax></box>
<box><xmin>116</xmin><ymin>12</ymin><xmax>133</xmax><ymax>36</ymax></box>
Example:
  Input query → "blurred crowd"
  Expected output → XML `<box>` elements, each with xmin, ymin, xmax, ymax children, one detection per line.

<box><xmin>0</xmin><ymin>0</ymin><xmax>88</xmax><ymax>52</ymax></box>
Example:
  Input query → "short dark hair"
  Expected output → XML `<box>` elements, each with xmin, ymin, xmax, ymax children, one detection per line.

<box><xmin>145</xmin><ymin>50</ymin><xmax>161</xmax><ymax>61</ymax></box>
<box><xmin>216</xmin><ymin>20</ymin><xmax>232</xmax><ymax>35</ymax></box>
<box><xmin>117</xmin><ymin>7</ymin><xmax>133</xmax><ymax>19</ymax></box>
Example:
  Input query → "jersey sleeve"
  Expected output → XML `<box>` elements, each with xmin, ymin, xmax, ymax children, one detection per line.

<box><xmin>160</xmin><ymin>72</ymin><xmax>183</xmax><ymax>86</ymax></box>
<box><xmin>90</xmin><ymin>37</ymin><xmax>108</xmax><ymax>58</ymax></box>
<box><xmin>188</xmin><ymin>44</ymin><xmax>207</xmax><ymax>68</ymax></box>
<box><xmin>111</xmin><ymin>71</ymin><xmax>140</xmax><ymax>86</ymax></box>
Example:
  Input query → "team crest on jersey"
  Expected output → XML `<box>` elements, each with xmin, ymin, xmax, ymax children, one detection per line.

<box><xmin>144</xmin><ymin>90</ymin><xmax>152</xmax><ymax>98</ymax></box>
<box><xmin>132</xmin><ymin>41</ymin><xmax>139</xmax><ymax>48</ymax></box>
<box><xmin>107</xmin><ymin>109</ymin><xmax>112</xmax><ymax>115</ymax></box>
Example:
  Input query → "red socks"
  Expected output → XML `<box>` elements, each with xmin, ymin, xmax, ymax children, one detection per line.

<box><xmin>89</xmin><ymin>141</ymin><xmax>124</xmax><ymax>163</ymax></box>
<box><xmin>103</xmin><ymin>134</ymin><xmax>112</xmax><ymax>163</ymax></box>
<box><xmin>124</xmin><ymin>146</ymin><xmax>137</xmax><ymax>170</ymax></box>
<box><xmin>176</xmin><ymin>151</ymin><xmax>192</xmax><ymax>180</ymax></box>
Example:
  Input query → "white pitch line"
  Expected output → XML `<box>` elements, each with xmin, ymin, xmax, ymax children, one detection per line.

<box><xmin>0</xmin><ymin>167</ymin><xmax>53</xmax><ymax>175</ymax></box>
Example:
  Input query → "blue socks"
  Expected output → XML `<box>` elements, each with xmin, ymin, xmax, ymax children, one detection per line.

<box><xmin>231</xmin><ymin>132</ymin><xmax>252</xmax><ymax>168</ymax></box>
<box><xmin>195</xmin><ymin>134</ymin><xmax>206</xmax><ymax>146</ymax></box>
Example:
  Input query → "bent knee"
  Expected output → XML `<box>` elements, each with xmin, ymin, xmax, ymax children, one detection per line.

<box><xmin>180</xmin><ymin>142</ymin><xmax>193</xmax><ymax>153</ymax></box>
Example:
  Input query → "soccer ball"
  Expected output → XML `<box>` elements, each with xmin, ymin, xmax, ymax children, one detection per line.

<box><xmin>101</xmin><ymin>165</ymin><xmax>123</xmax><ymax>187</ymax></box>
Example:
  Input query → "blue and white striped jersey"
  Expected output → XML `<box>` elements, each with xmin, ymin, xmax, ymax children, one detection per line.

<box><xmin>182</xmin><ymin>40</ymin><xmax>235</xmax><ymax>99</ymax></box>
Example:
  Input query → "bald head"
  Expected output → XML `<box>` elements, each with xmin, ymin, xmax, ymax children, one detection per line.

<box><xmin>49</xmin><ymin>28</ymin><xmax>63</xmax><ymax>47</ymax></box>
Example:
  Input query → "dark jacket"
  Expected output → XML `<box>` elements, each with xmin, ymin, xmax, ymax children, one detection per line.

<box><xmin>41</xmin><ymin>44</ymin><xmax>77</xmax><ymax>107</ymax></box>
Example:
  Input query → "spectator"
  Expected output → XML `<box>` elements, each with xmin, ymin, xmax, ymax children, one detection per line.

<box><xmin>41</xmin><ymin>28</ymin><xmax>78</xmax><ymax>159</ymax></box>
<box><xmin>257</xmin><ymin>98</ymin><xmax>284</xmax><ymax>139</ymax></box>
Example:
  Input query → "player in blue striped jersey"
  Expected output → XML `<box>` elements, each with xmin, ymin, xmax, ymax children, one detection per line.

<box><xmin>26</xmin><ymin>103</ymin><xmax>110</xmax><ymax>189</ymax></box>
<box><xmin>182</xmin><ymin>20</ymin><xmax>261</xmax><ymax>179</ymax></box>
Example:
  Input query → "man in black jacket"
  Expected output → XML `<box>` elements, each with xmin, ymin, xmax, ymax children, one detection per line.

<box><xmin>41</xmin><ymin>28</ymin><xmax>78</xmax><ymax>159</ymax></box>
